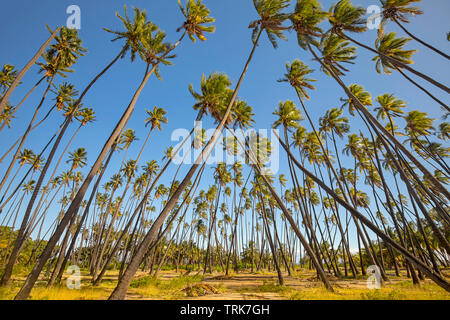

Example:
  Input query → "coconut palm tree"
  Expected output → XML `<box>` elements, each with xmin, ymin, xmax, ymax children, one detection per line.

<box><xmin>340</xmin><ymin>84</ymin><xmax>373</xmax><ymax>116</ymax></box>
<box><xmin>145</xmin><ymin>107</ymin><xmax>168</xmax><ymax>131</ymax></box>
<box><xmin>0</xmin><ymin>65</ymin><xmax>18</xmax><ymax>95</ymax></box>
<box><xmin>319</xmin><ymin>33</ymin><xmax>356</xmax><ymax>76</ymax></box>
<box><xmin>0</xmin><ymin>27</ymin><xmax>61</xmax><ymax>115</ymax></box>
<box><xmin>14</xmin><ymin>5</ymin><xmax>190</xmax><ymax>298</ymax></box>
<box><xmin>375</xmin><ymin>94</ymin><xmax>407</xmax><ymax>126</ymax></box>
<box><xmin>327</xmin><ymin>0</ymin><xmax>449</xmax><ymax>95</ymax></box>
<box><xmin>109</xmin><ymin>0</ymin><xmax>291</xmax><ymax>300</ymax></box>
<box><xmin>438</xmin><ymin>123</ymin><xmax>450</xmax><ymax>141</ymax></box>
<box><xmin>379</xmin><ymin>0</ymin><xmax>449</xmax><ymax>60</ymax></box>
<box><xmin>188</xmin><ymin>72</ymin><xmax>232</xmax><ymax>121</ymax></box>
<box><xmin>67</xmin><ymin>148</ymin><xmax>88</xmax><ymax>171</ymax></box>
<box><xmin>374</xmin><ymin>32</ymin><xmax>449</xmax><ymax>112</ymax></box>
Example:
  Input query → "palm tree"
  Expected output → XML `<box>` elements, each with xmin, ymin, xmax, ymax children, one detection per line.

<box><xmin>67</xmin><ymin>148</ymin><xmax>88</xmax><ymax>171</ymax></box>
<box><xmin>145</xmin><ymin>106</ymin><xmax>168</xmax><ymax>131</ymax></box>
<box><xmin>319</xmin><ymin>33</ymin><xmax>356</xmax><ymax>76</ymax></box>
<box><xmin>0</xmin><ymin>27</ymin><xmax>87</xmax><ymax>287</ymax></box>
<box><xmin>438</xmin><ymin>123</ymin><xmax>450</xmax><ymax>141</ymax></box>
<box><xmin>0</xmin><ymin>27</ymin><xmax>61</xmax><ymax>115</ymax></box>
<box><xmin>14</xmin><ymin>5</ymin><xmax>185</xmax><ymax>298</ymax></box>
<box><xmin>109</xmin><ymin>0</ymin><xmax>290</xmax><ymax>300</ymax></box>
<box><xmin>327</xmin><ymin>0</ymin><xmax>449</xmax><ymax>95</ymax></box>
<box><xmin>375</xmin><ymin>94</ymin><xmax>407</xmax><ymax>127</ymax></box>
<box><xmin>273</xmin><ymin>100</ymin><xmax>302</xmax><ymax>131</ymax></box>
<box><xmin>373</xmin><ymin>32</ymin><xmax>416</xmax><ymax>74</ymax></box>
<box><xmin>177</xmin><ymin>0</ymin><xmax>215</xmax><ymax>42</ymax></box>
<box><xmin>340</xmin><ymin>84</ymin><xmax>373</xmax><ymax>116</ymax></box>
<box><xmin>379</xmin><ymin>0</ymin><xmax>449</xmax><ymax>60</ymax></box>
<box><xmin>0</xmin><ymin>64</ymin><xmax>18</xmax><ymax>95</ymax></box>
<box><xmin>188</xmin><ymin>72</ymin><xmax>232</xmax><ymax>121</ymax></box>
<box><xmin>374</xmin><ymin>32</ymin><xmax>448</xmax><ymax>112</ymax></box>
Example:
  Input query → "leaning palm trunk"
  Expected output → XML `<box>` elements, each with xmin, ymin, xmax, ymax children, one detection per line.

<box><xmin>0</xmin><ymin>27</ymin><xmax>60</xmax><ymax>114</ymax></box>
<box><xmin>393</xmin><ymin>18</ymin><xmax>450</xmax><ymax>61</ymax></box>
<box><xmin>54</xmin><ymin>147</ymin><xmax>116</xmax><ymax>284</ymax></box>
<box><xmin>13</xmin><ymin>47</ymin><xmax>128</xmax><ymax>299</ymax></box>
<box><xmin>306</xmin><ymin>41</ymin><xmax>450</xmax><ymax>203</ymax></box>
<box><xmin>0</xmin><ymin>76</ymin><xmax>46</xmax><ymax>132</ymax></box>
<box><xmin>226</xmin><ymin>127</ymin><xmax>334</xmax><ymax>291</ymax></box>
<box><xmin>339</xmin><ymin>33</ymin><xmax>450</xmax><ymax>95</ymax></box>
<box><xmin>393</xmin><ymin>65</ymin><xmax>449</xmax><ymax>113</ymax></box>
<box><xmin>275</xmin><ymin>133</ymin><xmax>450</xmax><ymax>292</ymax></box>
<box><xmin>256</xmin><ymin>187</ymin><xmax>284</xmax><ymax>286</ymax></box>
<box><xmin>0</xmin><ymin>74</ymin><xmax>57</xmax><ymax>286</ymax></box>
<box><xmin>109</xmin><ymin>29</ymin><xmax>264</xmax><ymax>300</ymax></box>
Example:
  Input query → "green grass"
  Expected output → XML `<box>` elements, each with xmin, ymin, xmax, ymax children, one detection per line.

<box><xmin>287</xmin><ymin>281</ymin><xmax>450</xmax><ymax>300</ymax></box>
<box><xmin>238</xmin><ymin>280</ymin><xmax>293</xmax><ymax>294</ymax></box>
<box><xmin>129</xmin><ymin>274</ymin><xmax>204</xmax><ymax>299</ymax></box>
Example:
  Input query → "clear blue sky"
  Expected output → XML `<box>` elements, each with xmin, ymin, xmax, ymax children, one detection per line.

<box><xmin>1</xmin><ymin>0</ymin><xmax>449</xmax><ymax>247</ymax></box>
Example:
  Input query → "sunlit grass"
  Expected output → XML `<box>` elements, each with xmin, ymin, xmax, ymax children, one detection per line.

<box><xmin>287</xmin><ymin>280</ymin><xmax>450</xmax><ymax>300</ymax></box>
<box><xmin>0</xmin><ymin>284</ymin><xmax>110</xmax><ymax>300</ymax></box>
<box><xmin>129</xmin><ymin>274</ymin><xmax>204</xmax><ymax>299</ymax></box>
<box><xmin>238</xmin><ymin>280</ymin><xmax>293</xmax><ymax>294</ymax></box>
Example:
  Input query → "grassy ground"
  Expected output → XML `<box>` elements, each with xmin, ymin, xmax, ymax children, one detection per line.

<box><xmin>0</xmin><ymin>268</ymin><xmax>449</xmax><ymax>300</ymax></box>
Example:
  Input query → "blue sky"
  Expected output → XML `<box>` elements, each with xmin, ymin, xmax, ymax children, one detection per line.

<box><xmin>0</xmin><ymin>0</ymin><xmax>449</xmax><ymax>248</ymax></box>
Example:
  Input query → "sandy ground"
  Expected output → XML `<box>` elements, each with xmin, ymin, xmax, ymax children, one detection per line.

<box><xmin>122</xmin><ymin>269</ymin><xmax>450</xmax><ymax>300</ymax></box>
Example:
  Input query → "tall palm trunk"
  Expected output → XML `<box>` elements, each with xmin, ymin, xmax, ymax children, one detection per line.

<box><xmin>306</xmin><ymin>40</ymin><xmax>450</xmax><ymax>203</ymax></box>
<box><xmin>393</xmin><ymin>18</ymin><xmax>450</xmax><ymax>60</ymax></box>
<box><xmin>0</xmin><ymin>76</ymin><xmax>46</xmax><ymax>132</ymax></box>
<box><xmin>276</xmin><ymin>133</ymin><xmax>450</xmax><ymax>292</ymax></box>
<box><xmin>0</xmin><ymin>27</ymin><xmax>60</xmax><ymax>114</ymax></box>
<box><xmin>13</xmin><ymin>47</ymin><xmax>127</xmax><ymax>299</ymax></box>
<box><xmin>108</xmin><ymin>29</ymin><xmax>264</xmax><ymax>300</ymax></box>
<box><xmin>339</xmin><ymin>33</ymin><xmax>450</xmax><ymax>94</ymax></box>
<box><xmin>0</xmin><ymin>74</ymin><xmax>57</xmax><ymax>286</ymax></box>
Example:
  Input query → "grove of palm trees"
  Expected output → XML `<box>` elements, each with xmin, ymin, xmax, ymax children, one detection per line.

<box><xmin>0</xmin><ymin>0</ymin><xmax>449</xmax><ymax>302</ymax></box>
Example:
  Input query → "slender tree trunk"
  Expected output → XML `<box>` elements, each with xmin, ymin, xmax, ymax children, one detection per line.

<box><xmin>393</xmin><ymin>18</ymin><xmax>450</xmax><ymax>60</ymax></box>
<box><xmin>0</xmin><ymin>27</ymin><xmax>60</xmax><ymax>114</ymax></box>
<box><xmin>108</xmin><ymin>29</ymin><xmax>263</xmax><ymax>300</ymax></box>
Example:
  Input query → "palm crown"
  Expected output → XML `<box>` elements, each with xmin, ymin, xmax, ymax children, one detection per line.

<box><xmin>379</xmin><ymin>0</ymin><xmax>423</xmax><ymax>37</ymax></box>
<box><xmin>177</xmin><ymin>0</ymin><xmax>215</xmax><ymax>43</ymax></box>
<box><xmin>290</xmin><ymin>0</ymin><xmax>328</xmax><ymax>49</ymax></box>
<box><xmin>328</xmin><ymin>0</ymin><xmax>367</xmax><ymax>34</ymax></box>
<box><xmin>273</xmin><ymin>100</ymin><xmax>303</xmax><ymax>130</ymax></box>
<box><xmin>340</xmin><ymin>84</ymin><xmax>373</xmax><ymax>116</ymax></box>
<box><xmin>189</xmin><ymin>72</ymin><xmax>233</xmax><ymax>121</ymax></box>
<box><xmin>104</xmin><ymin>6</ymin><xmax>153</xmax><ymax>61</ymax></box>
<box><xmin>320</xmin><ymin>33</ymin><xmax>357</xmax><ymax>76</ymax></box>
<box><xmin>250</xmin><ymin>0</ymin><xmax>291</xmax><ymax>48</ymax></box>
<box><xmin>278</xmin><ymin>59</ymin><xmax>316</xmax><ymax>101</ymax></box>
<box><xmin>373</xmin><ymin>32</ymin><xmax>417</xmax><ymax>74</ymax></box>
<box><xmin>145</xmin><ymin>106</ymin><xmax>168</xmax><ymax>131</ymax></box>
